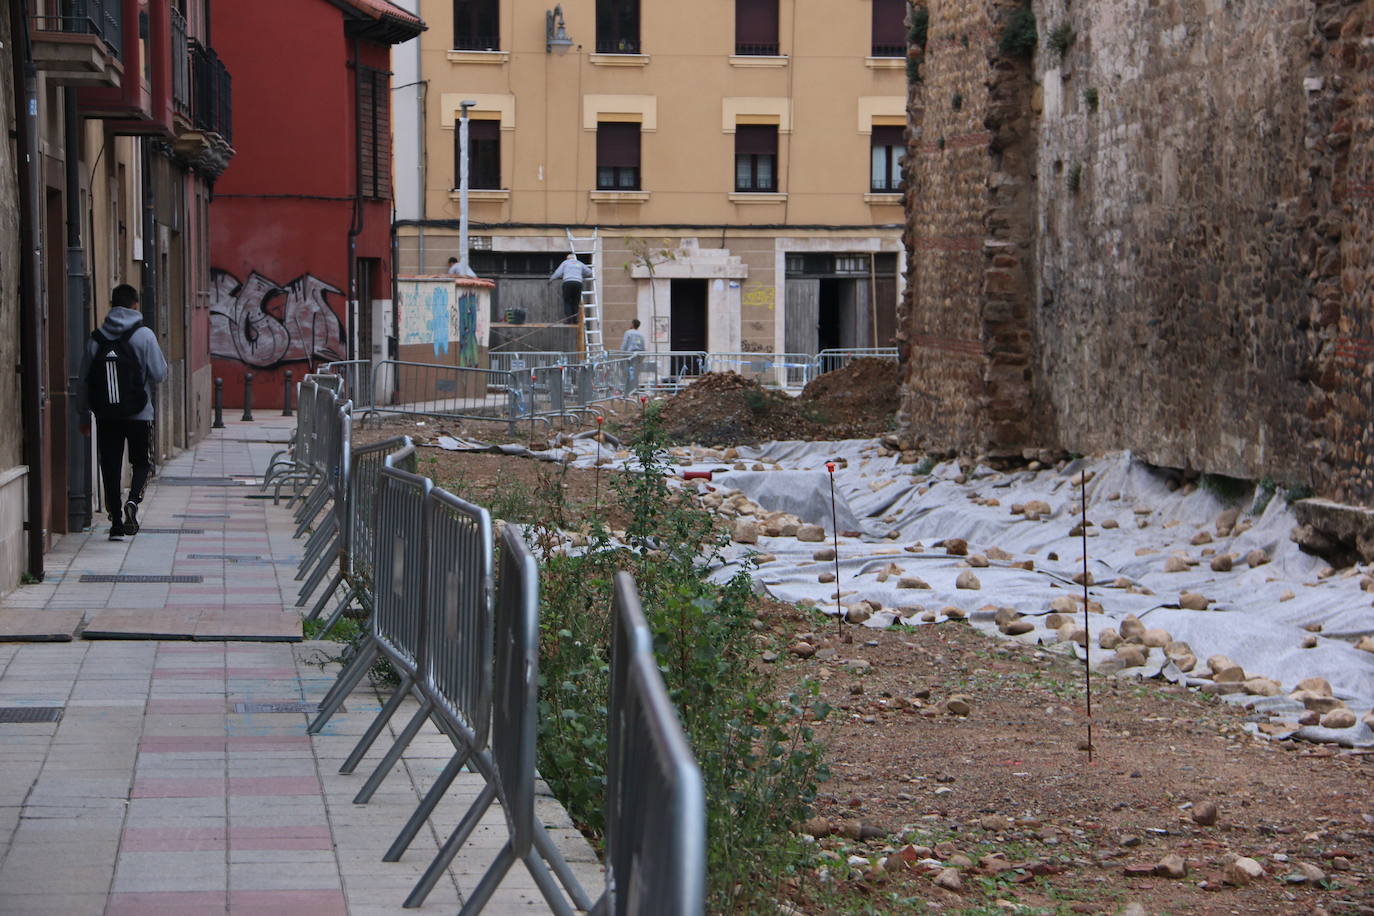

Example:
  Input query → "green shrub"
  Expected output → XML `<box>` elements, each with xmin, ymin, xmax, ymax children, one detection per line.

<box><xmin>1000</xmin><ymin>2</ymin><xmax>1037</xmax><ymax>58</ymax></box>
<box><xmin>1083</xmin><ymin>87</ymin><xmax>1099</xmax><ymax>111</ymax></box>
<box><xmin>1048</xmin><ymin>22</ymin><xmax>1076</xmax><ymax>59</ymax></box>
<box><xmin>1200</xmin><ymin>472</ymin><xmax>1252</xmax><ymax>506</ymax></box>
<box><xmin>533</xmin><ymin>411</ymin><xmax>829</xmax><ymax>912</ymax></box>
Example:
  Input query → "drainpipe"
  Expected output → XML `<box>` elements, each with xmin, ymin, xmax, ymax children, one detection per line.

<box><xmin>64</xmin><ymin>88</ymin><xmax>92</xmax><ymax>530</ymax></box>
<box><xmin>347</xmin><ymin>36</ymin><xmax>363</xmax><ymax>362</ymax></box>
<box><xmin>13</xmin><ymin>0</ymin><xmax>45</xmax><ymax>579</ymax></box>
<box><xmin>140</xmin><ymin>137</ymin><xmax>159</xmax><ymax>453</ymax></box>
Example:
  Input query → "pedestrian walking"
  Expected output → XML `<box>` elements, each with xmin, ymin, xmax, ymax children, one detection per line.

<box><xmin>548</xmin><ymin>253</ymin><xmax>593</xmax><ymax>323</ymax></box>
<box><xmin>81</xmin><ymin>284</ymin><xmax>169</xmax><ymax>540</ymax></box>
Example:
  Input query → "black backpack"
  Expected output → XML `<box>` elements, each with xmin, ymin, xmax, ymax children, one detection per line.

<box><xmin>86</xmin><ymin>323</ymin><xmax>149</xmax><ymax>419</ymax></box>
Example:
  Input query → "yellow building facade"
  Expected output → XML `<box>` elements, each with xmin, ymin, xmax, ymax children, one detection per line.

<box><xmin>395</xmin><ymin>0</ymin><xmax>907</xmax><ymax>358</ymax></box>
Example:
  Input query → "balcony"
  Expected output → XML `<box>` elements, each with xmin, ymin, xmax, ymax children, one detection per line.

<box><xmin>173</xmin><ymin>38</ymin><xmax>233</xmax><ymax>177</ymax></box>
<box><xmin>31</xmin><ymin>0</ymin><xmax>123</xmax><ymax>86</ymax></box>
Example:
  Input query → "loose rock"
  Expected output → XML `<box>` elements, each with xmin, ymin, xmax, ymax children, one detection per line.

<box><xmin>1320</xmin><ymin>708</ymin><xmax>1357</xmax><ymax>729</ymax></box>
<box><xmin>943</xmin><ymin>537</ymin><xmax>969</xmax><ymax>556</ymax></box>
<box><xmin>1210</xmin><ymin>554</ymin><xmax>1234</xmax><ymax>572</ymax></box>
<box><xmin>1154</xmin><ymin>854</ymin><xmax>1188</xmax><ymax>879</ymax></box>
<box><xmin>933</xmin><ymin>868</ymin><xmax>962</xmax><ymax>891</ymax></box>
<box><xmin>812</xmin><ymin>547</ymin><xmax>836</xmax><ymax>561</ymax></box>
<box><xmin>796</xmin><ymin>524</ymin><xmax>826</xmax><ymax>543</ymax></box>
<box><xmin>1224</xmin><ymin>856</ymin><xmax>1264</xmax><ymax>886</ymax></box>
<box><xmin>944</xmin><ymin>695</ymin><xmax>972</xmax><ymax>716</ymax></box>
<box><xmin>898</xmin><ymin>576</ymin><xmax>932</xmax><ymax>589</ymax></box>
<box><xmin>1246</xmin><ymin>548</ymin><xmax>1270</xmax><ymax>568</ymax></box>
<box><xmin>1192</xmin><ymin>800</ymin><xmax>1219</xmax><ymax>826</ymax></box>
<box><xmin>955</xmin><ymin>570</ymin><xmax>981</xmax><ymax>590</ymax></box>
<box><xmin>1178</xmin><ymin>591</ymin><xmax>1212</xmax><ymax>611</ymax></box>
<box><xmin>732</xmin><ymin>520</ymin><xmax>759</xmax><ymax>544</ymax></box>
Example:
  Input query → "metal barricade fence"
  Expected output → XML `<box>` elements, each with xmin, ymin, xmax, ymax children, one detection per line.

<box><xmin>487</xmin><ymin>351</ymin><xmax>579</xmax><ymax>375</ymax></box>
<box><xmin>397</xmin><ymin>524</ymin><xmax>592</xmax><ymax>915</ymax></box>
<box><xmin>321</xmin><ymin>359</ymin><xmax>373</xmax><ymax>408</ymax></box>
<box><xmin>366</xmin><ymin>359</ymin><xmax>521</xmax><ymax>429</ymax></box>
<box><xmin>626</xmin><ymin>350</ymin><xmax>708</xmax><ymax>395</ymax></box>
<box><xmin>702</xmin><ymin>351</ymin><xmax>816</xmax><ymax>391</ymax></box>
<box><xmin>816</xmin><ymin>347</ymin><xmax>898</xmax><ymax>374</ymax></box>
<box><xmin>347</xmin><ymin>436</ymin><xmax>414</xmax><ymax>593</ymax></box>
<box><xmin>594</xmin><ymin>572</ymin><xmax>706</xmax><ymax>916</ymax></box>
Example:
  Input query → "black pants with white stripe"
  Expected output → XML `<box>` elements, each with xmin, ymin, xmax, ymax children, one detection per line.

<box><xmin>96</xmin><ymin>418</ymin><xmax>154</xmax><ymax>520</ymax></box>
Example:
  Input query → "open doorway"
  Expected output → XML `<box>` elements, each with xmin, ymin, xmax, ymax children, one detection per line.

<box><xmin>670</xmin><ymin>279</ymin><xmax>707</xmax><ymax>375</ymax></box>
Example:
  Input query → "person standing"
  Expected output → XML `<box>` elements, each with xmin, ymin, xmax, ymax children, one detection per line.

<box><xmin>619</xmin><ymin>318</ymin><xmax>647</xmax><ymax>393</ymax></box>
<box><xmin>81</xmin><ymin>284</ymin><xmax>168</xmax><ymax>540</ymax></box>
<box><xmin>548</xmin><ymin>253</ymin><xmax>593</xmax><ymax>323</ymax></box>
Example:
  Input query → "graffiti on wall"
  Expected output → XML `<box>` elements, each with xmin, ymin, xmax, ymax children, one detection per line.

<box><xmin>398</xmin><ymin>279</ymin><xmax>488</xmax><ymax>367</ymax></box>
<box><xmin>210</xmin><ymin>269</ymin><xmax>348</xmax><ymax>368</ymax></box>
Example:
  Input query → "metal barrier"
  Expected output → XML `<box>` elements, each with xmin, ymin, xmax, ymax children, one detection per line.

<box><xmin>593</xmin><ymin>572</ymin><xmax>706</xmax><ymax>916</ymax></box>
<box><xmin>487</xmin><ymin>350</ymin><xmax>580</xmax><ymax>375</ymax></box>
<box><xmin>702</xmin><ymin>351</ymin><xmax>817</xmax><ymax>391</ymax></box>
<box><xmin>621</xmin><ymin>350</ymin><xmax>709</xmax><ymax>395</ymax></box>
<box><xmin>816</xmin><ymin>346</ymin><xmax>898</xmax><ymax>374</ymax></box>
<box><xmin>321</xmin><ymin>359</ymin><xmax>372</xmax><ymax>407</ymax></box>
<box><xmin>364</xmin><ymin>359</ymin><xmax>523</xmax><ymax>431</ymax></box>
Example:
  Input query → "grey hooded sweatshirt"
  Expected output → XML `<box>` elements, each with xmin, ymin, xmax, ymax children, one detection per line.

<box><xmin>82</xmin><ymin>307</ymin><xmax>169</xmax><ymax>422</ymax></box>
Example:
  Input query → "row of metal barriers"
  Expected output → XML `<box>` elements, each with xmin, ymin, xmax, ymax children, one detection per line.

<box><xmin>265</xmin><ymin>374</ymin><xmax>706</xmax><ymax>915</ymax></box>
<box><xmin>317</xmin><ymin>346</ymin><xmax>897</xmax><ymax>430</ymax></box>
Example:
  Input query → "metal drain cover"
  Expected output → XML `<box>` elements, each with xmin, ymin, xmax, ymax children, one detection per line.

<box><xmin>0</xmin><ymin>707</ymin><xmax>63</xmax><ymax>724</ymax></box>
<box><xmin>79</xmin><ymin>574</ymin><xmax>204</xmax><ymax>584</ymax></box>
<box><xmin>186</xmin><ymin>554</ymin><xmax>265</xmax><ymax>564</ymax></box>
<box><xmin>137</xmin><ymin>528</ymin><xmax>206</xmax><ymax>535</ymax></box>
<box><xmin>232</xmin><ymin>701</ymin><xmax>332</xmax><ymax>714</ymax></box>
<box><xmin>175</xmin><ymin>513</ymin><xmax>230</xmax><ymax>519</ymax></box>
<box><xmin>156</xmin><ymin>477</ymin><xmax>245</xmax><ymax>487</ymax></box>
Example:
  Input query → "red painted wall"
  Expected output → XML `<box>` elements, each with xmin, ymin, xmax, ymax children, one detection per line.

<box><xmin>210</xmin><ymin>0</ymin><xmax>395</xmax><ymax>407</ymax></box>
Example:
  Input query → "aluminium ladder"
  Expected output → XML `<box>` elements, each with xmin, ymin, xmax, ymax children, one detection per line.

<box><xmin>565</xmin><ymin>227</ymin><xmax>606</xmax><ymax>359</ymax></box>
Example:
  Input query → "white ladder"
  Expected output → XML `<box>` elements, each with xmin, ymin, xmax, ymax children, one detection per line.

<box><xmin>565</xmin><ymin>227</ymin><xmax>605</xmax><ymax>359</ymax></box>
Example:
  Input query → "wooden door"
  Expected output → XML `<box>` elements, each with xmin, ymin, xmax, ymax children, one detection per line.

<box><xmin>785</xmin><ymin>278</ymin><xmax>819</xmax><ymax>354</ymax></box>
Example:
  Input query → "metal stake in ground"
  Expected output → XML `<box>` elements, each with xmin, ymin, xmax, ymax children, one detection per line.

<box><xmin>826</xmin><ymin>461</ymin><xmax>844</xmax><ymax>638</ymax></box>
<box><xmin>594</xmin><ymin>415</ymin><xmax>604</xmax><ymax>513</ymax></box>
<box><xmin>1079</xmin><ymin>474</ymin><xmax>1095</xmax><ymax>762</ymax></box>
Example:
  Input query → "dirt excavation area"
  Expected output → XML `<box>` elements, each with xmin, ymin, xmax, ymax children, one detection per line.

<box><xmin>351</xmin><ymin>363</ymin><xmax>1374</xmax><ymax>915</ymax></box>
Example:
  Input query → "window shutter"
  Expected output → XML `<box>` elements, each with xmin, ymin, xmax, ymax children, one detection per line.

<box><xmin>736</xmin><ymin>0</ymin><xmax>779</xmax><ymax>49</ymax></box>
<box><xmin>597</xmin><ymin>122</ymin><xmax>641</xmax><ymax>168</ymax></box>
<box><xmin>871</xmin><ymin>0</ymin><xmax>906</xmax><ymax>50</ymax></box>
<box><xmin>871</xmin><ymin>125</ymin><xmax>903</xmax><ymax>148</ymax></box>
<box><xmin>734</xmin><ymin>124</ymin><xmax>777</xmax><ymax>156</ymax></box>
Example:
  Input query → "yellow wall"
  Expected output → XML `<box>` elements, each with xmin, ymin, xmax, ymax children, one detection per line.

<box><xmin>420</xmin><ymin>0</ymin><xmax>907</xmax><ymax>227</ymax></box>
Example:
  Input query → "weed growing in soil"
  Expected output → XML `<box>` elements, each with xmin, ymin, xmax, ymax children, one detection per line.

<box><xmin>531</xmin><ymin>410</ymin><xmax>830</xmax><ymax>912</ymax></box>
<box><xmin>302</xmin><ymin>608</ymin><xmax>399</xmax><ymax>687</ymax></box>
<box><xmin>1200</xmin><ymin>472</ymin><xmax>1251</xmax><ymax>506</ymax></box>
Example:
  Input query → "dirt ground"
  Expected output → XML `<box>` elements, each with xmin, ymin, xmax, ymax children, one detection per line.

<box><xmin>345</xmin><ymin>377</ymin><xmax>1374</xmax><ymax>915</ymax></box>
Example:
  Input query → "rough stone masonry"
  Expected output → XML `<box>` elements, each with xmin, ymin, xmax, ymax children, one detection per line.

<box><xmin>899</xmin><ymin>0</ymin><xmax>1372</xmax><ymax>504</ymax></box>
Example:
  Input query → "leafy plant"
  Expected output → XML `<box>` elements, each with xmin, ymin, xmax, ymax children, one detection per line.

<box><xmin>999</xmin><ymin>2</ymin><xmax>1037</xmax><ymax>58</ymax></box>
<box><xmin>1200</xmin><ymin>472</ymin><xmax>1252</xmax><ymax>506</ymax></box>
<box><xmin>1048</xmin><ymin>22</ymin><xmax>1076</xmax><ymax>59</ymax></box>
<box><xmin>1253</xmin><ymin>477</ymin><xmax>1277</xmax><ymax>514</ymax></box>
<box><xmin>1083</xmin><ymin>87</ymin><xmax>1099</xmax><ymax>111</ymax></box>
<box><xmin>532</xmin><ymin>410</ymin><xmax>829</xmax><ymax>911</ymax></box>
<box><xmin>1285</xmin><ymin>483</ymin><xmax>1315</xmax><ymax>504</ymax></box>
<box><xmin>906</xmin><ymin>4</ymin><xmax>928</xmax><ymax>82</ymax></box>
<box><xmin>1067</xmin><ymin>163</ymin><xmax>1083</xmax><ymax>193</ymax></box>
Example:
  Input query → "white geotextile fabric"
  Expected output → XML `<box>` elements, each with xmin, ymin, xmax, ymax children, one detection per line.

<box><xmin>435</xmin><ymin>434</ymin><xmax>1374</xmax><ymax>735</ymax></box>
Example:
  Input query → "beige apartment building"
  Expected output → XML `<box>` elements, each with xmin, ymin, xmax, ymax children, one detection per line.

<box><xmin>393</xmin><ymin>0</ymin><xmax>907</xmax><ymax>358</ymax></box>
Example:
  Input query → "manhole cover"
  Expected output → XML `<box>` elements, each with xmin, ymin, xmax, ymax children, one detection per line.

<box><xmin>156</xmin><ymin>477</ymin><xmax>244</xmax><ymax>487</ymax></box>
<box><xmin>0</xmin><ymin>707</ymin><xmax>63</xmax><ymax>724</ymax></box>
<box><xmin>138</xmin><ymin>528</ymin><xmax>207</xmax><ymax>535</ymax></box>
<box><xmin>79</xmin><ymin>574</ymin><xmax>204</xmax><ymax>584</ymax></box>
<box><xmin>232</xmin><ymin>702</ymin><xmax>332</xmax><ymax>714</ymax></box>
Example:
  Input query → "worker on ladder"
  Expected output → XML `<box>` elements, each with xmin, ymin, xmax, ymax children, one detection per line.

<box><xmin>549</xmin><ymin>253</ymin><xmax>593</xmax><ymax>324</ymax></box>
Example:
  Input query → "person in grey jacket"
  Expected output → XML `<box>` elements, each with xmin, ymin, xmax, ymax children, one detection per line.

<box><xmin>548</xmin><ymin>253</ymin><xmax>593</xmax><ymax>323</ymax></box>
<box><xmin>80</xmin><ymin>284</ymin><xmax>169</xmax><ymax>540</ymax></box>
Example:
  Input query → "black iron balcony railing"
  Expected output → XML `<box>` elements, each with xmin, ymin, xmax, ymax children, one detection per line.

<box><xmin>871</xmin><ymin>42</ymin><xmax>906</xmax><ymax>57</ymax></box>
<box><xmin>170</xmin><ymin>7</ymin><xmax>189</xmax><ymax>117</ymax></box>
<box><xmin>734</xmin><ymin>42</ymin><xmax>779</xmax><ymax>56</ymax></box>
<box><xmin>33</xmin><ymin>0</ymin><xmax>123</xmax><ymax>59</ymax></box>
<box><xmin>595</xmin><ymin>36</ymin><xmax>640</xmax><ymax>54</ymax></box>
<box><xmin>190</xmin><ymin>39</ymin><xmax>232</xmax><ymax>144</ymax></box>
<box><xmin>453</xmin><ymin>33</ymin><xmax>499</xmax><ymax>51</ymax></box>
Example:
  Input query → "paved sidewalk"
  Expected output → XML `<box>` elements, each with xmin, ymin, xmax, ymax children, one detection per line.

<box><xmin>0</xmin><ymin>418</ymin><xmax>600</xmax><ymax>915</ymax></box>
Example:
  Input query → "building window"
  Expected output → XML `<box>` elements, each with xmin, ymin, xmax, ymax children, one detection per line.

<box><xmin>453</xmin><ymin>0</ymin><xmax>499</xmax><ymax>50</ymax></box>
<box><xmin>870</xmin><ymin>125</ymin><xmax>903</xmax><ymax>191</ymax></box>
<box><xmin>596</xmin><ymin>0</ymin><xmax>640</xmax><ymax>53</ymax></box>
<box><xmin>735</xmin><ymin>0</ymin><xmax>778</xmax><ymax>55</ymax></box>
<box><xmin>734</xmin><ymin>125</ymin><xmax>777</xmax><ymax>192</ymax></box>
<box><xmin>456</xmin><ymin>118</ymin><xmax>500</xmax><ymax>189</ymax></box>
<box><xmin>357</xmin><ymin>66</ymin><xmax>391</xmax><ymax>200</ymax></box>
<box><xmin>596</xmin><ymin>122</ymin><xmax>641</xmax><ymax>190</ymax></box>
<box><xmin>871</xmin><ymin>0</ymin><xmax>906</xmax><ymax>56</ymax></box>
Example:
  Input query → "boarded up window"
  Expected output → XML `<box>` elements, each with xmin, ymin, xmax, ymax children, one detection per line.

<box><xmin>735</xmin><ymin>0</ymin><xmax>779</xmax><ymax>55</ymax></box>
<box><xmin>357</xmin><ymin>66</ymin><xmax>392</xmax><ymax>200</ymax></box>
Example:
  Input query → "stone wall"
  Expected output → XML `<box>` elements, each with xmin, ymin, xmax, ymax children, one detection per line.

<box><xmin>901</xmin><ymin>0</ymin><xmax>1374</xmax><ymax>503</ymax></box>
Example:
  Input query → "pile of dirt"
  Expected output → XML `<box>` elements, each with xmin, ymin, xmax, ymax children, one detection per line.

<box><xmin>799</xmin><ymin>357</ymin><xmax>902</xmax><ymax>439</ymax></box>
<box><xmin>655</xmin><ymin>371</ymin><xmax>826</xmax><ymax>445</ymax></box>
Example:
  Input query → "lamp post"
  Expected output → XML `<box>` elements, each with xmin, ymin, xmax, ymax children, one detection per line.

<box><xmin>454</xmin><ymin>100</ymin><xmax>476</xmax><ymax>278</ymax></box>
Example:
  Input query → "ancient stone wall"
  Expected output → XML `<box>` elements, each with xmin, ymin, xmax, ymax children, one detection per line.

<box><xmin>901</xmin><ymin>0</ymin><xmax>1374</xmax><ymax>502</ymax></box>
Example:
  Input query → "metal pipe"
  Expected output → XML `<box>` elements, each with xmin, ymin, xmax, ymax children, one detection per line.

<box><xmin>241</xmin><ymin>372</ymin><xmax>254</xmax><ymax>421</ymax></box>
<box><xmin>64</xmin><ymin>87</ymin><xmax>92</xmax><ymax>531</ymax></box>
<box><xmin>13</xmin><ymin>0</ymin><xmax>46</xmax><ymax>580</ymax></box>
<box><xmin>455</xmin><ymin>100</ymin><xmax>475</xmax><ymax>276</ymax></box>
<box><xmin>282</xmin><ymin>369</ymin><xmax>294</xmax><ymax>416</ymax></box>
<box><xmin>212</xmin><ymin>377</ymin><xmax>224</xmax><ymax>428</ymax></box>
<box><xmin>347</xmin><ymin>36</ymin><xmax>363</xmax><ymax>361</ymax></box>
